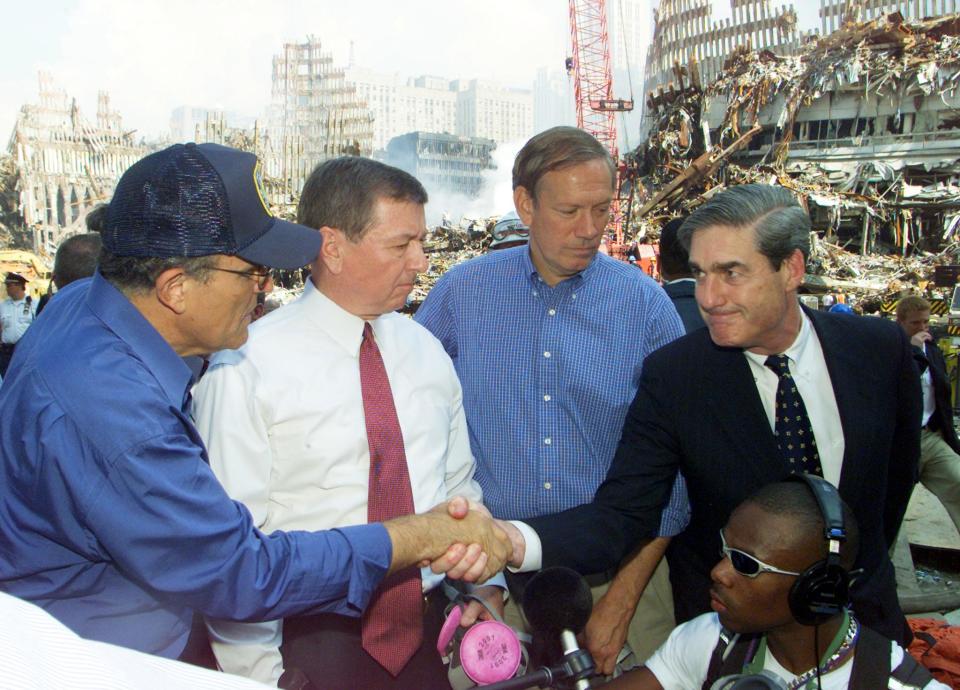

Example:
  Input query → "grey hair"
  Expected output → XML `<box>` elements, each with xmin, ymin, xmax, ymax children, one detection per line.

<box><xmin>677</xmin><ymin>184</ymin><xmax>811</xmax><ymax>270</ymax></box>
<box><xmin>98</xmin><ymin>249</ymin><xmax>216</xmax><ymax>294</ymax></box>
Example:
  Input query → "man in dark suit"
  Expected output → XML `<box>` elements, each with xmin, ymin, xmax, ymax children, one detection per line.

<box><xmin>658</xmin><ymin>217</ymin><xmax>705</xmax><ymax>333</ymax></box>
<box><xmin>896</xmin><ymin>295</ymin><xmax>960</xmax><ymax>533</ymax></box>
<box><xmin>499</xmin><ymin>184</ymin><xmax>920</xmax><ymax>645</ymax></box>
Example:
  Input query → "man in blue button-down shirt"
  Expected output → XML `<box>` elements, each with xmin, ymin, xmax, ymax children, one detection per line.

<box><xmin>416</xmin><ymin>126</ymin><xmax>690</xmax><ymax>672</ymax></box>
<box><xmin>0</xmin><ymin>143</ymin><xmax>508</xmax><ymax>663</ymax></box>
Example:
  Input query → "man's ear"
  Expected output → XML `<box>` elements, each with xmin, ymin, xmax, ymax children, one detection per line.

<box><xmin>783</xmin><ymin>248</ymin><xmax>806</xmax><ymax>291</ymax></box>
<box><xmin>514</xmin><ymin>186</ymin><xmax>535</xmax><ymax>228</ymax></box>
<box><xmin>154</xmin><ymin>267</ymin><xmax>189</xmax><ymax>315</ymax></box>
<box><xmin>317</xmin><ymin>226</ymin><xmax>346</xmax><ymax>275</ymax></box>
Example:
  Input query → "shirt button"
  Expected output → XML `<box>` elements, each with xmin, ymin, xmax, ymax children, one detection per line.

<box><xmin>532</xmin><ymin>291</ymin><xmax>539</xmax><ymax>297</ymax></box>
<box><xmin>544</xmin><ymin>437</ymin><xmax>552</xmax><ymax>445</ymax></box>
<box><xmin>544</xmin><ymin>351</ymin><xmax>551</xmax><ymax>358</ymax></box>
<box><xmin>543</xmin><ymin>394</ymin><xmax>552</xmax><ymax>402</ymax></box>
<box><xmin>548</xmin><ymin>308</ymin><xmax>557</xmax><ymax>316</ymax></box>
<box><xmin>572</xmin><ymin>294</ymin><xmax>577</xmax><ymax>300</ymax></box>
<box><xmin>544</xmin><ymin>482</ymin><xmax>552</xmax><ymax>490</ymax></box>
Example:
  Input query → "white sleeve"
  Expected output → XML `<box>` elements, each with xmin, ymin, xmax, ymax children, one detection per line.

<box><xmin>192</xmin><ymin>350</ymin><xmax>283</xmax><ymax>684</ymax></box>
<box><xmin>441</xmin><ymin>372</ymin><xmax>483</xmax><ymax>503</ymax></box>
<box><xmin>888</xmin><ymin>641</ymin><xmax>953</xmax><ymax>690</ymax></box>
<box><xmin>440</xmin><ymin>362</ymin><xmax>506</xmax><ymax>591</ymax></box>
<box><xmin>192</xmin><ymin>350</ymin><xmax>272</xmax><ymax>526</ymax></box>
<box><xmin>509</xmin><ymin>521</ymin><xmax>543</xmax><ymax>573</ymax></box>
<box><xmin>645</xmin><ymin>613</ymin><xmax>721</xmax><ymax>690</ymax></box>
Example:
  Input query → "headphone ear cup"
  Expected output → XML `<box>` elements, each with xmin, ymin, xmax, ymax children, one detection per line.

<box><xmin>789</xmin><ymin>559</ymin><xmax>850</xmax><ymax>626</ymax></box>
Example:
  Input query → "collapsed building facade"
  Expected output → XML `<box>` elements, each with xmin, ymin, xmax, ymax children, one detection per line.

<box><xmin>267</xmin><ymin>37</ymin><xmax>375</xmax><ymax>199</ymax></box>
<box><xmin>5</xmin><ymin>74</ymin><xmax>148</xmax><ymax>254</ymax></box>
<box><xmin>630</xmin><ymin>4</ymin><xmax>960</xmax><ymax>301</ymax></box>
<box><xmin>385</xmin><ymin>131</ymin><xmax>496</xmax><ymax>198</ymax></box>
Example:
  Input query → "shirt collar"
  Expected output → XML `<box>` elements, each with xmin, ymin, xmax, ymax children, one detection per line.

<box><xmin>520</xmin><ymin>246</ymin><xmax>600</xmax><ymax>289</ymax></box>
<box><xmin>300</xmin><ymin>278</ymin><xmax>374</xmax><ymax>357</ymax></box>
<box><xmin>743</xmin><ymin>307</ymin><xmax>813</xmax><ymax>368</ymax></box>
<box><xmin>86</xmin><ymin>272</ymin><xmax>193</xmax><ymax>410</ymax></box>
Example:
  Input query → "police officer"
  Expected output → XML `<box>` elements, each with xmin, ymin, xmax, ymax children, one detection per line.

<box><xmin>0</xmin><ymin>272</ymin><xmax>36</xmax><ymax>376</ymax></box>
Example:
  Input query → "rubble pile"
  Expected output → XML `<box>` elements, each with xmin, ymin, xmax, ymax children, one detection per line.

<box><xmin>408</xmin><ymin>219</ymin><xmax>494</xmax><ymax>304</ymax></box>
<box><xmin>628</xmin><ymin>11</ymin><xmax>960</xmax><ymax>301</ymax></box>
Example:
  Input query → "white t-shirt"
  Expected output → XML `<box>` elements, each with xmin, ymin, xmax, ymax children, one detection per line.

<box><xmin>645</xmin><ymin>613</ymin><xmax>948</xmax><ymax>689</ymax></box>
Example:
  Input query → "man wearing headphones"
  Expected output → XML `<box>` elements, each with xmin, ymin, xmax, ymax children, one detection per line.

<box><xmin>607</xmin><ymin>477</ymin><xmax>944</xmax><ymax>690</ymax></box>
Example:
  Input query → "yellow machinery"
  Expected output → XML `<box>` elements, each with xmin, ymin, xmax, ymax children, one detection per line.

<box><xmin>0</xmin><ymin>250</ymin><xmax>52</xmax><ymax>300</ymax></box>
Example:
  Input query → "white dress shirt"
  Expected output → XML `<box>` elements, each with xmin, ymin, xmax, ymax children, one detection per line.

<box><xmin>920</xmin><ymin>354</ymin><xmax>935</xmax><ymax>427</ymax></box>
<box><xmin>743</xmin><ymin>310</ymin><xmax>845</xmax><ymax>487</ymax></box>
<box><xmin>0</xmin><ymin>296</ymin><xmax>36</xmax><ymax>344</ymax></box>
<box><xmin>192</xmin><ymin>280</ymin><xmax>487</xmax><ymax>684</ymax></box>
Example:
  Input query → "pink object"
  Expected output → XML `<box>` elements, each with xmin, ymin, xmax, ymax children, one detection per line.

<box><xmin>437</xmin><ymin>605</ymin><xmax>464</xmax><ymax>655</ymax></box>
<box><xmin>459</xmin><ymin>620</ymin><xmax>523</xmax><ymax>685</ymax></box>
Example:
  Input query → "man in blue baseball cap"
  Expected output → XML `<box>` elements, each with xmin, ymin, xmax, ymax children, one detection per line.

<box><xmin>0</xmin><ymin>143</ymin><xmax>509</xmax><ymax>664</ymax></box>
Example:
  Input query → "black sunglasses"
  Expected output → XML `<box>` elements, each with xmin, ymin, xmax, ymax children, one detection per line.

<box><xmin>719</xmin><ymin>529</ymin><xmax>801</xmax><ymax>579</ymax></box>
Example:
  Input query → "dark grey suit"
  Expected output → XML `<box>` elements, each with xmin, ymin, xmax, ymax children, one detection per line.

<box><xmin>662</xmin><ymin>279</ymin><xmax>705</xmax><ymax>333</ymax></box>
<box><xmin>527</xmin><ymin>308</ymin><xmax>921</xmax><ymax>643</ymax></box>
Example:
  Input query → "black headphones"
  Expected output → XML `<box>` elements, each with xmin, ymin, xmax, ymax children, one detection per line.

<box><xmin>785</xmin><ymin>473</ymin><xmax>851</xmax><ymax>626</ymax></box>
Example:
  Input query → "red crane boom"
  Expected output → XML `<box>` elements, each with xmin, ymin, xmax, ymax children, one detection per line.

<box><xmin>568</xmin><ymin>0</ymin><xmax>633</xmax><ymax>250</ymax></box>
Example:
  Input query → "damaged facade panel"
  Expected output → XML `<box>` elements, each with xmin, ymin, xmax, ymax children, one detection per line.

<box><xmin>630</xmin><ymin>9</ymin><xmax>960</xmax><ymax>299</ymax></box>
<box><xmin>385</xmin><ymin>132</ymin><xmax>496</xmax><ymax>199</ymax></box>
<box><xmin>7</xmin><ymin>73</ymin><xmax>148</xmax><ymax>254</ymax></box>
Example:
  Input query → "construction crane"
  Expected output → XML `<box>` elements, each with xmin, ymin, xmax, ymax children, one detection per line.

<box><xmin>567</xmin><ymin>0</ymin><xmax>634</xmax><ymax>254</ymax></box>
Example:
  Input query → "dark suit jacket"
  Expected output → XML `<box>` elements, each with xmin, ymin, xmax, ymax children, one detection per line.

<box><xmin>662</xmin><ymin>279</ymin><xmax>706</xmax><ymax>333</ymax></box>
<box><xmin>527</xmin><ymin>308</ymin><xmax>921</xmax><ymax>643</ymax></box>
<box><xmin>917</xmin><ymin>341</ymin><xmax>960</xmax><ymax>453</ymax></box>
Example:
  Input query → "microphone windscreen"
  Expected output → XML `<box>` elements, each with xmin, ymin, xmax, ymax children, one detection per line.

<box><xmin>522</xmin><ymin>566</ymin><xmax>593</xmax><ymax>634</ymax></box>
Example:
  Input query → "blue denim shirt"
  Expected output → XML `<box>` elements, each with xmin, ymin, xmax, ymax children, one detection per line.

<box><xmin>416</xmin><ymin>248</ymin><xmax>690</xmax><ymax>533</ymax></box>
<box><xmin>0</xmin><ymin>274</ymin><xmax>390</xmax><ymax>657</ymax></box>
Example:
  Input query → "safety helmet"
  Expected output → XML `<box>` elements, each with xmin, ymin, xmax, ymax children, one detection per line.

<box><xmin>829</xmin><ymin>303</ymin><xmax>854</xmax><ymax>314</ymax></box>
<box><xmin>490</xmin><ymin>211</ymin><xmax>529</xmax><ymax>249</ymax></box>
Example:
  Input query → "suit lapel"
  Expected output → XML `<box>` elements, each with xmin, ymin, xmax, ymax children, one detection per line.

<box><xmin>702</xmin><ymin>339</ymin><xmax>786</xmax><ymax>478</ymax></box>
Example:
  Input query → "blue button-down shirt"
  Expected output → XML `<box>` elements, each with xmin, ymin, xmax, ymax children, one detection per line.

<box><xmin>416</xmin><ymin>248</ymin><xmax>690</xmax><ymax>533</ymax></box>
<box><xmin>0</xmin><ymin>274</ymin><xmax>391</xmax><ymax>658</ymax></box>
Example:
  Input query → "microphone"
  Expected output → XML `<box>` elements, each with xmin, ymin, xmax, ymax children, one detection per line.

<box><xmin>522</xmin><ymin>567</ymin><xmax>594</xmax><ymax>690</ymax></box>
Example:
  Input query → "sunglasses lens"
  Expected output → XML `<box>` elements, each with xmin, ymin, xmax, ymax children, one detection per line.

<box><xmin>729</xmin><ymin>549</ymin><xmax>761</xmax><ymax>576</ymax></box>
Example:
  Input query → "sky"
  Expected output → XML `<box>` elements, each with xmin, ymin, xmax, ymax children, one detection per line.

<box><xmin>0</xmin><ymin>1</ymin><xmax>827</xmax><ymax>143</ymax></box>
<box><xmin>0</xmin><ymin>0</ymin><xmax>577</xmax><ymax>140</ymax></box>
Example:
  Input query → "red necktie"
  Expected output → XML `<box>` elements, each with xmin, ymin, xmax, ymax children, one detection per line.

<box><xmin>358</xmin><ymin>322</ymin><xmax>423</xmax><ymax>676</ymax></box>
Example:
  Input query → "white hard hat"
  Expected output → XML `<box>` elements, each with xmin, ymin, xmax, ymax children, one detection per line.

<box><xmin>490</xmin><ymin>211</ymin><xmax>529</xmax><ymax>248</ymax></box>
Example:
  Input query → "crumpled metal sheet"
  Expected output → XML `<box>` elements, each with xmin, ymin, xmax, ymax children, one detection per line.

<box><xmin>623</xmin><ymin>11</ymin><xmax>960</xmax><ymax>304</ymax></box>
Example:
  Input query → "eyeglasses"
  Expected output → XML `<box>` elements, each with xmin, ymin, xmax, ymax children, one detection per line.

<box><xmin>719</xmin><ymin>529</ymin><xmax>801</xmax><ymax>578</ymax></box>
<box><xmin>208</xmin><ymin>265</ymin><xmax>273</xmax><ymax>291</ymax></box>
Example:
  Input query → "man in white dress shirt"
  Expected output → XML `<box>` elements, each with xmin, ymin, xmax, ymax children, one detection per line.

<box><xmin>193</xmin><ymin>157</ymin><xmax>503</xmax><ymax>689</ymax></box>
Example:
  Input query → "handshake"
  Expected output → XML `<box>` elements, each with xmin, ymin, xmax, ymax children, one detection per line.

<box><xmin>384</xmin><ymin>497</ymin><xmax>526</xmax><ymax>583</ymax></box>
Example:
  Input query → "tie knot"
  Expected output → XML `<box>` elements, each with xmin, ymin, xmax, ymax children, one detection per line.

<box><xmin>765</xmin><ymin>354</ymin><xmax>790</xmax><ymax>376</ymax></box>
<box><xmin>362</xmin><ymin>322</ymin><xmax>374</xmax><ymax>343</ymax></box>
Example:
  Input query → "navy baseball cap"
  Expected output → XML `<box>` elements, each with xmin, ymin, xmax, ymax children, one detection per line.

<box><xmin>103</xmin><ymin>143</ymin><xmax>321</xmax><ymax>269</ymax></box>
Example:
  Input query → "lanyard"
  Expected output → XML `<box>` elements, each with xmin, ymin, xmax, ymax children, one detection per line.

<box><xmin>744</xmin><ymin>610</ymin><xmax>855</xmax><ymax>687</ymax></box>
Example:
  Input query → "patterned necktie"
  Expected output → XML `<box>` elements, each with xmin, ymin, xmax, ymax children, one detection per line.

<box><xmin>358</xmin><ymin>322</ymin><xmax>422</xmax><ymax>676</ymax></box>
<box><xmin>764</xmin><ymin>354</ymin><xmax>823</xmax><ymax>477</ymax></box>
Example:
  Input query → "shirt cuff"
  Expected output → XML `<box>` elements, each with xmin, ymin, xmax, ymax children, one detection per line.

<box><xmin>508</xmin><ymin>520</ymin><xmax>542</xmax><ymax>573</ymax></box>
<box><xmin>466</xmin><ymin>571</ymin><xmax>508</xmax><ymax>594</ymax></box>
